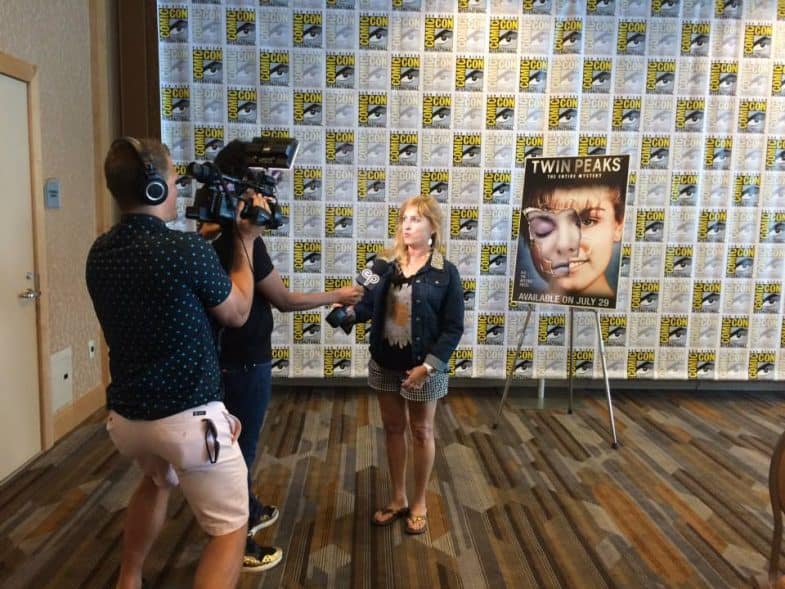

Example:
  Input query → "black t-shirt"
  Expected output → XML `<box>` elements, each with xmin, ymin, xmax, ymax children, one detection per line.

<box><xmin>213</xmin><ymin>233</ymin><xmax>275</xmax><ymax>365</ymax></box>
<box><xmin>377</xmin><ymin>268</ymin><xmax>415</xmax><ymax>371</ymax></box>
<box><xmin>85</xmin><ymin>214</ymin><xmax>232</xmax><ymax>420</ymax></box>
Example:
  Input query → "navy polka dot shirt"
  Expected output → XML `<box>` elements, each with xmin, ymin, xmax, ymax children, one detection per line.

<box><xmin>86</xmin><ymin>214</ymin><xmax>232</xmax><ymax>420</ymax></box>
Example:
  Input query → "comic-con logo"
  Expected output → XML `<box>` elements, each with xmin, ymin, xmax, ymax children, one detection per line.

<box><xmin>620</xmin><ymin>243</ymin><xmax>632</xmax><ymax>277</ymax></box>
<box><xmin>161</xmin><ymin>86</ymin><xmax>190</xmax><ymax>121</ymax></box>
<box><xmin>652</xmin><ymin>0</ymin><xmax>681</xmax><ymax>16</ymax></box>
<box><xmin>226</xmin><ymin>9</ymin><xmax>255</xmax><ymax>45</ymax></box>
<box><xmin>726</xmin><ymin>246</ymin><xmax>755</xmax><ymax>279</ymax></box>
<box><xmin>355</xmin><ymin>321</ymin><xmax>369</xmax><ymax>345</ymax></box>
<box><xmin>455</xmin><ymin>57</ymin><xmax>484</xmax><ymax>92</ymax></box>
<box><xmin>325</xmin><ymin>206</ymin><xmax>354</xmax><ymax>238</ymax></box>
<box><xmin>692</xmin><ymin>281</ymin><xmax>722</xmax><ymax>313</ymax></box>
<box><xmin>554</xmin><ymin>19</ymin><xmax>582</xmax><ymax>54</ymax></box>
<box><xmin>646</xmin><ymin>60</ymin><xmax>676</xmax><ymax>94</ymax></box>
<box><xmin>538</xmin><ymin>314</ymin><xmax>566</xmax><ymax>345</ymax></box>
<box><xmin>665</xmin><ymin>245</ymin><xmax>693</xmax><ymax>277</ymax></box>
<box><xmin>744</xmin><ymin>24</ymin><xmax>772</xmax><ymax>58</ymax></box>
<box><xmin>481</xmin><ymin>243</ymin><xmax>507</xmax><ymax>275</ymax></box>
<box><xmin>293</xmin><ymin>12</ymin><xmax>322</xmax><ymax>48</ymax></box>
<box><xmin>324</xmin><ymin>347</ymin><xmax>351</xmax><ymax>377</ymax></box>
<box><xmin>259</xmin><ymin>51</ymin><xmax>289</xmax><ymax>86</ymax></box>
<box><xmin>631</xmin><ymin>281</ymin><xmax>660</xmax><ymax>312</ymax></box>
<box><xmin>358</xmin><ymin>169</ymin><xmax>386</xmax><ymax>201</ymax></box>
<box><xmin>391</xmin><ymin>55</ymin><xmax>420</xmax><ymax>90</ymax></box>
<box><xmin>522</xmin><ymin>0</ymin><xmax>552</xmax><ymax>14</ymax></box>
<box><xmin>193</xmin><ymin>47</ymin><xmax>223</xmax><ymax>83</ymax></box>
<box><xmin>617</xmin><ymin>21</ymin><xmax>646</xmax><ymax>55</ymax></box>
<box><xmin>326</xmin><ymin>130</ymin><xmax>354</xmax><ymax>165</ymax></box>
<box><xmin>640</xmin><ymin>135</ymin><xmax>670</xmax><ymax>169</ymax></box>
<box><xmin>293</xmin><ymin>91</ymin><xmax>322</xmax><ymax>126</ymax></box>
<box><xmin>271</xmin><ymin>348</ymin><xmax>289</xmax><ymax>376</ymax></box>
<box><xmin>773</xmin><ymin>64</ymin><xmax>785</xmax><ymax>96</ymax></box>
<box><xmin>571</xmin><ymin>350</ymin><xmax>594</xmax><ymax>377</ymax></box>
<box><xmin>660</xmin><ymin>316</ymin><xmax>689</xmax><ymax>347</ymax></box>
<box><xmin>424</xmin><ymin>15</ymin><xmax>454</xmax><ymax>51</ymax></box>
<box><xmin>627</xmin><ymin>350</ymin><xmax>655</xmax><ymax>378</ymax></box>
<box><xmin>733</xmin><ymin>174</ymin><xmax>760</xmax><ymax>206</ymax></box>
<box><xmin>450</xmin><ymin>348</ymin><xmax>473</xmax><ymax>376</ymax></box>
<box><xmin>766</xmin><ymin>138</ymin><xmax>785</xmax><ymax>171</ymax></box>
<box><xmin>738</xmin><ymin>99</ymin><xmax>766</xmax><ymax>133</ymax></box>
<box><xmin>601</xmin><ymin>315</ymin><xmax>627</xmax><ymax>346</ymax></box>
<box><xmin>359</xmin><ymin>14</ymin><xmax>388</xmax><ymax>50</ymax></box>
<box><xmin>583</xmin><ymin>59</ymin><xmax>612</xmax><ymax>94</ymax></box>
<box><xmin>421</xmin><ymin>169</ymin><xmax>449</xmax><ymax>201</ymax></box>
<box><xmin>356</xmin><ymin>241</ymin><xmax>385</xmax><ymax>272</ymax></box>
<box><xmin>326</xmin><ymin>53</ymin><xmax>354</xmax><ymax>88</ymax></box>
<box><xmin>519</xmin><ymin>58</ymin><xmax>547</xmax><ymax>93</ymax></box>
<box><xmin>612</xmin><ymin>97</ymin><xmax>641</xmax><ymax>132</ymax></box>
<box><xmin>511</xmin><ymin>208</ymin><xmax>521</xmax><ymax>240</ymax></box>
<box><xmin>688</xmin><ymin>351</ymin><xmax>715</xmax><ymax>379</ymax></box>
<box><xmin>750</xmin><ymin>351</ymin><xmax>777</xmax><ymax>380</ymax></box>
<box><xmin>489</xmin><ymin>17</ymin><xmax>518</xmax><ymax>53</ymax></box>
<box><xmin>755</xmin><ymin>282</ymin><xmax>782</xmax><ymax>313</ymax></box>
<box><xmin>515</xmin><ymin>134</ymin><xmax>544</xmax><ymax>166</ymax></box>
<box><xmin>698</xmin><ymin>210</ymin><xmax>727</xmax><ymax>242</ymax></box>
<box><xmin>388</xmin><ymin>205</ymin><xmax>399</xmax><ymax>238</ymax></box>
<box><xmin>293</xmin><ymin>312</ymin><xmax>321</xmax><ymax>343</ymax></box>
<box><xmin>359</xmin><ymin>93</ymin><xmax>387</xmax><ymax>127</ymax></box>
<box><xmin>675</xmin><ymin>98</ymin><xmax>705</xmax><ymax>133</ymax></box>
<box><xmin>462</xmin><ymin>278</ymin><xmax>476</xmax><ymax>310</ymax></box>
<box><xmin>389</xmin><ymin>132</ymin><xmax>418</xmax><ymax>166</ymax></box>
<box><xmin>450</xmin><ymin>207</ymin><xmax>479</xmax><ymax>240</ymax></box>
<box><xmin>452</xmin><ymin>133</ymin><xmax>482</xmax><ymax>166</ymax></box>
<box><xmin>710</xmin><ymin>61</ymin><xmax>738</xmax><ymax>95</ymax></box>
<box><xmin>549</xmin><ymin>96</ymin><xmax>579</xmax><ymax>130</ymax></box>
<box><xmin>721</xmin><ymin>316</ymin><xmax>749</xmax><ymax>347</ymax></box>
<box><xmin>704</xmin><ymin>136</ymin><xmax>731</xmax><ymax>170</ymax></box>
<box><xmin>506</xmin><ymin>349</ymin><xmax>534</xmax><ymax>378</ymax></box>
<box><xmin>193</xmin><ymin>126</ymin><xmax>224</xmax><ymax>160</ymax></box>
<box><xmin>293</xmin><ymin>167</ymin><xmax>322</xmax><ymax>201</ymax></box>
<box><xmin>486</xmin><ymin>95</ymin><xmax>515</xmax><ymax>130</ymax></box>
<box><xmin>159</xmin><ymin>6</ymin><xmax>188</xmax><ymax>42</ymax></box>
<box><xmin>681</xmin><ymin>22</ymin><xmax>710</xmax><ymax>56</ymax></box>
<box><xmin>635</xmin><ymin>209</ymin><xmax>665</xmax><ymax>242</ymax></box>
<box><xmin>422</xmin><ymin>94</ymin><xmax>451</xmax><ymax>129</ymax></box>
<box><xmin>483</xmin><ymin>170</ymin><xmax>511</xmax><ymax>204</ymax></box>
<box><xmin>578</xmin><ymin>135</ymin><xmax>607</xmax><ymax>157</ymax></box>
<box><xmin>478</xmin><ymin>313</ymin><xmax>506</xmax><ymax>345</ymax></box>
<box><xmin>293</xmin><ymin>240</ymin><xmax>322</xmax><ymax>273</ymax></box>
<box><xmin>227</xmin><ymin>88</ymin><xmax>256</xmax><ymax>124</ymax></box>
<box><xmin>671</xmin><ymin>174</ymin><xmax>699</xmax><ymax>206</ymax></box>
<box><xmin>760</xmin><ymin>211</ymin><xmax>785</xmax><ymax>243</ymax></box>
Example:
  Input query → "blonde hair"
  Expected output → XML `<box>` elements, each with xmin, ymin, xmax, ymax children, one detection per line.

<box><xmin>385</xmin><ymin>195</ymin><xmax>444</xmax><ymax>264</ymax></box>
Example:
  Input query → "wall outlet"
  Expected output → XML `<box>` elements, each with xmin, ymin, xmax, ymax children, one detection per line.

<box><xmin>88</xmin><ymin>339</ymin><xmax>96</xmax><ymax>360</ymax></box>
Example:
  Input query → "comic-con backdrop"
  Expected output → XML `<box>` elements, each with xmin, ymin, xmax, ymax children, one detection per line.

<box><xmin>158</xmin><ymin>0</ymin><xmax>785</xmax><ymax>382</ymax></box>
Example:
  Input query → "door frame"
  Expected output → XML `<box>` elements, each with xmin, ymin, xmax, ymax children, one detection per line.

<box><xmin>0</xmin><ymin>51</ymin><xmax>52</xmax><ymax>450</ymax></box>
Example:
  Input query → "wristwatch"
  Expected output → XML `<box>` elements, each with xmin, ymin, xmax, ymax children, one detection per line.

<box><xmin>423</xmin><ymin>362</ymin><xmax>435</xmax><ymax>376</ymax></box>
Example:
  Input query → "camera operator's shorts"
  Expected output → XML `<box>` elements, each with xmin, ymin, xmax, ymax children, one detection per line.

<box><xmin>368</xmin><ymin>358</ymin><xmax>449</xmax><ymax>402</ymax></box>
<box><xmin>107</xmin><ymin>401</ymin><xmax>249</xmax><ymax>537</ymax></box>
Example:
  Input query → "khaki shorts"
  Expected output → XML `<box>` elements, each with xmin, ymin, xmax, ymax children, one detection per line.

<box><xmin>107</xmin><ymin>401</ymin><xmax>249</xmax><ymax>537</ymax></box>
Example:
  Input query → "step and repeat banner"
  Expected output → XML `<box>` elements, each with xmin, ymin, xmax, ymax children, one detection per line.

<box><xmin>157</xmin><ymin>0</ymin><xmax>785</xmax><ymax>382</ymax></box>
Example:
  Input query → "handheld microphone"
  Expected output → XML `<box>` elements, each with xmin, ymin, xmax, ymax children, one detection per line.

<box><xmin>326</xmin><ymin>257</ymin><xmax>389</xmax><ymax>333</ymax></box>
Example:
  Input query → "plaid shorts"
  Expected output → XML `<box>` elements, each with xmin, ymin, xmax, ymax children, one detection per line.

<box><xmin>368</xmin><ymin>358</ymin><xmax>449</xmax><ymax>402</ymax></box>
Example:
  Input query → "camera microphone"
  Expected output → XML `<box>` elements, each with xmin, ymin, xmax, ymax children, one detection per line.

<box><xmin>326</xmin><ymin>257</ymin><xmax>389</xmax><ymax>334</ymax></box>
<box><xmin>186</xmin><ymin>161</ymin><xmax>222</xmax><ymax>184</ymax></box>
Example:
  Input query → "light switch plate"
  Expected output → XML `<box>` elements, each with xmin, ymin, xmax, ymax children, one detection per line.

<box><xmin>44</xmin><ymin>178</ymin><xmax>61</xmax><ymax>209</ymax></box>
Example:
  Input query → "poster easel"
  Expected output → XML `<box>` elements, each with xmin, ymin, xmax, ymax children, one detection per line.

<box><xmin>493</xmin><ymin>305</ymin><xmax>619</xmax><ymax>449</ymax></box>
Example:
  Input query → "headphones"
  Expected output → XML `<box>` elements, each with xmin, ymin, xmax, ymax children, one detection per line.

<box><xmin>113</xmin><ymin>136</ymin><xmax>168</xmax><ymax>205</ymax></box>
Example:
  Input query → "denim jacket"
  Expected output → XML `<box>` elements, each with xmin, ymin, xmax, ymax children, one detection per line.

<box><xmin>353</xmin><ymin>251</ymin><xmax>464</xmax><ymax>372</ymax></box>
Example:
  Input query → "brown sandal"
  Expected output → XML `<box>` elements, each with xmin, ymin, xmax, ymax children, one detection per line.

<box><xmin>405</xmin><ymin>513</ymin><xmax>428</xmax><ymax>535</ymax></box>
<box><xmin>371</xmin><ymin>505</ymin><xmax>410</xmax><ymax>526</ymax></box>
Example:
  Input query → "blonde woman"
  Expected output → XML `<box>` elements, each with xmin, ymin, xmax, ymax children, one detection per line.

<box><xmin>351</xmin><ymin>195</ymin><xmax>464</xmax><ymax>535</ymax></box>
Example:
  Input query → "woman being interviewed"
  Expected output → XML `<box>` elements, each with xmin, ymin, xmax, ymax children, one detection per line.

<box><xmin>351</xmin><ymin>195</ymin><xmax>464</xmax><ymax>535</ymax></box>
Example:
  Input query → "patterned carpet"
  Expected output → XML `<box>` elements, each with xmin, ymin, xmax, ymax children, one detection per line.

<box><xmin>0</xmin><ymin>386</ymin><xmax>783</xmax><ymax>588</ymax></box>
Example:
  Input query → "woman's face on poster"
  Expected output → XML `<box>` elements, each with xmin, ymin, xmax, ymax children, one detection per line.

<box><xmin>526</xmin><ymin>185</ymin><xmax>622</xmax><ymax>294</ymax></box>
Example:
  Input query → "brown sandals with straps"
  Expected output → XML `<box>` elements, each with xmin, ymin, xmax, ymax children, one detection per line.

<box><xmin>404</xmin><ymin>512</ymin><xmax>428</xmax><ymax>535</ymax></box>
<box><xmin>371</xmin><ymin>505</ymin><xmax>410</xmax><ymax>526</ymax></box>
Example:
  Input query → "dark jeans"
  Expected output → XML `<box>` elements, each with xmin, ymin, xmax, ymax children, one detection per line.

<box><xmin>221</xmin><ymin>361</ymin><xmax>272</xmax><ymax>517</ymax></box>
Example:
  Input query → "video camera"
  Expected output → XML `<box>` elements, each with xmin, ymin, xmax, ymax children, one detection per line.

<box><xmin>185</xmin><ymin>137</ymin><xmax>299</xmax><ymax>229</ymax></box>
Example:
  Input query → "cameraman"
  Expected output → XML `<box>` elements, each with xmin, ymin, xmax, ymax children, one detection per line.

<box><xmin>86</xmin><ymin>138</ymin><xmax>267</xmax><ymax>588</ymax></box>
<box><xmin>201</xmin><ymin>140</ymin><xmax>362</xmax><ymax>571</ymax></box>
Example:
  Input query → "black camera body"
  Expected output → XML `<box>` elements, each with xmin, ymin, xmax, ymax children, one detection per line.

<box><xmin>185</xmin><ymin>137</ymin><xmax>298</xmax><ymax>229</ymax></box>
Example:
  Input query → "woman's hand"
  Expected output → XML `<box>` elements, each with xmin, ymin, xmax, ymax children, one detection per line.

<box><xmin>402</xmin><ymin>365</ymin><xmax>430</xmax><ymax>391</ymax></box>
